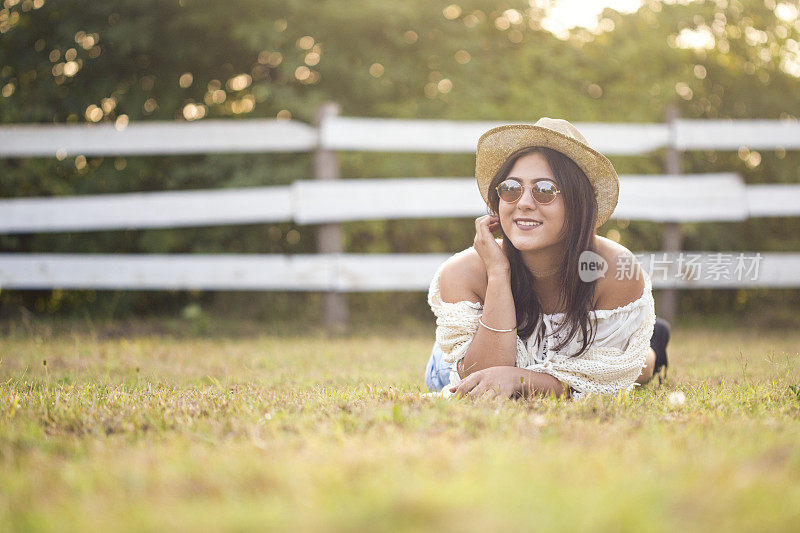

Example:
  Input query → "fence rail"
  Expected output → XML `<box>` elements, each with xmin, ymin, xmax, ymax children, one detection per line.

<box><xmin>4</xmin><ymin>173</ymin><xmax>799</xmax><ymax>233</ymax></box>
<box><xmin>0</xmin><ymin>119</ymin><xmax>317</xmax><ymax>157</ymax></box>
<box><xmin>672</xmin><ymin>119</ymin><xmax>800</xmax><ymax>150</ymax></box>
<box><xmin>0</xmin><ymin>252</ymin><xmax>793</xmax><ymax>291</ymax></box>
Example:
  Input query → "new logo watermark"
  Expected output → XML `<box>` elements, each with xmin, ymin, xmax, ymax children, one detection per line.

<box><xmin>578</xmin><ymin>250</ymin><xmax>608</xmax><ymax>282</ymax></box>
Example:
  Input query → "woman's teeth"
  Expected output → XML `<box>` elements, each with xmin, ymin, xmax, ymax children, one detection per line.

<box><xmin>516</xmin><ymin>221</ymin><xmax>542</xmax><ymax>227</ymax></box>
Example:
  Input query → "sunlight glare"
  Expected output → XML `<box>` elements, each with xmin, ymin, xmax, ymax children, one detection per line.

<box><xmin>542</xmin><ymin>0</ymin><xmax>644</xmax><ymax>37</ymax></box>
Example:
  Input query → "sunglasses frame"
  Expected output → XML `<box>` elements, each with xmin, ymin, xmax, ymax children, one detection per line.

<box><xmin>495</xmin><ymin>178</ymin><xmax>562</xmax><ymax>206</ymax></box>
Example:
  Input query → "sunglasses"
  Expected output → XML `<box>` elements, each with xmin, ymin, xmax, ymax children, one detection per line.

<box><xmin>495</xmin><ymin>178</ymin><xmax>561</xmax><ymax>205</ymax></box>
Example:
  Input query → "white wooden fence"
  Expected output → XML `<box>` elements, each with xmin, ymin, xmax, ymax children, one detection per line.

<box><xmin>2</xmin><ymin>110</ymin><xmax>799</xmax><ymax>326</ymax></box>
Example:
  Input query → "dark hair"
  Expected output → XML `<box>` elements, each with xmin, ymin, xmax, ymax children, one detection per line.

<box><xmin>487</xmin><ymin>146</ymin><xmax>599</xmax><ymax>356</ymax></box>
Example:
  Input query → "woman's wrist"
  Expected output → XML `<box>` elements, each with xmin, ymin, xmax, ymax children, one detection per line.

<box><xmin>487</xmin><ymin>266</ymin><xmax>510</xmax><ymax>279</ymax></box>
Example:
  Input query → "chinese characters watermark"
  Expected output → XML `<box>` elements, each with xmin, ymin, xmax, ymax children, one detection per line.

<box><xmin>578</xmin><ymin>251</ymin><xmax>763</xmax><ymax>283</ymax></box>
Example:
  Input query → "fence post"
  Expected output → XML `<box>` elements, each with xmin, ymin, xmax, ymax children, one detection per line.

<box><xmin>314</xmin><ymin>102</ymin><xmax>349</xmax><ymax>331</ymax></box>
<box><xmin>659</xmin><ymin>103</ymin><xmax>682</xmax><ymax>325</ymax></box>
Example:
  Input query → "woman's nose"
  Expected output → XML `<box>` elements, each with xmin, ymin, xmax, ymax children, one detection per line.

<box><xmin>516</xmin><ymin>188</ymin><xmax>537</xmax><ymax>209</ymax></box>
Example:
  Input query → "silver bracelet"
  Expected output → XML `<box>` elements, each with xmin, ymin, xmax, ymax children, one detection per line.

<box><xmin>478</xmin><ymin>317</ymin><xmax>517</xmax><ymax>333</ymax></box>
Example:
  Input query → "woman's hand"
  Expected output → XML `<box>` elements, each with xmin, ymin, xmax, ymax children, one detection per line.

<box><xmin>473</xmin><ymin>215</ymin><xmax>509</xmax><ymax>275</ymax></box>
<box><xmin>449</xmin><ymin>366</ymin><xmax>525</xmax><ymax>399</ymax></box>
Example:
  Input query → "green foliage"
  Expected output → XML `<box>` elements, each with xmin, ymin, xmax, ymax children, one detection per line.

<box><xmin>1</xmin><ymin>0</ymin><xmax>799</xmax><ymax>317</ymax></box>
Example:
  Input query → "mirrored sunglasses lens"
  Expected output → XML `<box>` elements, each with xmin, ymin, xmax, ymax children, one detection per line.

<box><xmin>497</xmin><ymin>181</ymin><xmax>523</xmax><ymax>202</ymax></box>
<box><xmin>532</xmin><ymin>181</ymin><xmax>558</xmax><ymax>204</ymax></box>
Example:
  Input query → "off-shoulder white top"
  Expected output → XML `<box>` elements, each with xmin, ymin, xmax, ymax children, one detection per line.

<box><xmin>427</xmin><ymin>247</ymin><xmax>657</xmax><ymax>399</ymax></box>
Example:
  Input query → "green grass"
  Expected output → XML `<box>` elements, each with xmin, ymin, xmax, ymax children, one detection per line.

<box><xmin>1</xmin><ymin>317</ymin><xmax>799</xmax><ymax>532</ymax></box>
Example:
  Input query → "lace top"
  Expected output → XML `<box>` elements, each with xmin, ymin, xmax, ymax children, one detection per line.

<box><xmin>427</xmin><ymin>247</ymin><xmax>657</xmax><ymax>398</ymax></box>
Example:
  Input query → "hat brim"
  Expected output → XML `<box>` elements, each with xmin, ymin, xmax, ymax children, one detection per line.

<box><xmin>476</xmin><ymin>124</ymin><xmax>619</xmax><ymax>229</ymax></box>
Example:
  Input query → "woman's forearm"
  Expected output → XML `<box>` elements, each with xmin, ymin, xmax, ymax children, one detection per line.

<box><xmin>517</xmin><ymin>369</ymin><xmax>568</xmax><ymax>398</ymax></box>
<box><xmin>458</xmin><ymin>268</ymin><xmax>518</xmax><ymax>378</ymax></box>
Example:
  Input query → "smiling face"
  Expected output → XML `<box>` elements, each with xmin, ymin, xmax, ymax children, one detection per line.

<box><xmin>497</xmin><ymin>151</ymin><xmax>566</xmax><ymax>252</ymax></box>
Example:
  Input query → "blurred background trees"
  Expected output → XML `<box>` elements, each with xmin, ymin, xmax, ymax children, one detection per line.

<box><xmin>1</xmin><ymin>0</ymin><xmax>798</xmax><ymax>323</ymax></box>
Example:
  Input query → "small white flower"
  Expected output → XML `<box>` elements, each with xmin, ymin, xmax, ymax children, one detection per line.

<box><xmin>667</xmin><ymin>390</ymin><xmax>686</xmax><ymax>407</ymax></box>
<box><xmin>531</xmin><ymin>414</ymin><xmax>548</xmax><ymax>428</ymax></box>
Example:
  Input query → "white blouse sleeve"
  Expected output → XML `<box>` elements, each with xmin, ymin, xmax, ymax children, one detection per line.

<box><xmin>524</xmin><ymin>271</ymin><xmax>657</xmax><ymax>398</ymax></box>
<box><xmin>427</xmin><ymin>253</ymin><xmax>483</xmax><ymax>379</ymax></box>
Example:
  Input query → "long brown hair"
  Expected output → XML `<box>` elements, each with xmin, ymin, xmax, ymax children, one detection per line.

<box><xmin>487</xmin><ymin>146</ymin><xmax>599</xmax><ymax>356</ymax></box>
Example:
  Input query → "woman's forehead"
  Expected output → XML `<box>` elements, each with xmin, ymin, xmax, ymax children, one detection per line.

<box><xmin>507</xmin><ymin>152</ymin><xmax>554</xmax><ymax>178</ymax></box>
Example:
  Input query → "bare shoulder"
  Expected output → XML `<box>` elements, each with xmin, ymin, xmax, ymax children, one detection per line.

<box><xmin>593</xmin><ymin>236</ymin><xmax>646</xmax><ymax>310</ymax></box>
<box><xmin>438</xmin><ymin>247</ymin><xmax>488</xmax><ymax>305</ymax></box>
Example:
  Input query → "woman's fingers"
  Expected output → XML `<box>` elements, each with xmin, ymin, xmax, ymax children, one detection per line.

<box><xmin>449</xmin><ymin>369</ymin><xmax>516</xmax><ymax>401</ymax></box>
<box><xmin>475</xmin><ymin>214</ymin><xmax>498</xmax><ymax>227</ymax></box>
<box><xmin>475</xmin><ymin>215</ymin><xmax>501</xmax><ymax>240</ymax></box>
<box><xmin>450</xmin><ymin>374</ymin><xmax>480</xmax><ymax>398</ymax></box>
<box><xmin>467</xmin><ymin>383</ymin><xmax>489</xmax><ymax>398</ymax></box>
<box><xmin>481</xmin><ymin>387</ymin><xmax>501</xmax><ymax>399</ymax></box>
<box><xmin>474</xmin><ymin>215</ymin><xmax>491</xmax><ymax>236</ymax></box>
<box><xmin>474</xmin><ymin>215</ymin><xmax>509</xmax><ymax>272</ymax></box>
<box><xmin>468</xmin><ymin>383</ymin><xmax>504</xmax><ymax>399</ymax></box>
<box><xmin>453</xmin><ymin>380</ymin><xmax>507</xmax><ymax>399</ymax></box>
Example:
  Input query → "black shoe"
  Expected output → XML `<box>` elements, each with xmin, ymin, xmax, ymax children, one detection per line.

<box><xmin>649</xmin><ymin>317</ymin><xmax>671</xmax><ymax>384</ymax></box>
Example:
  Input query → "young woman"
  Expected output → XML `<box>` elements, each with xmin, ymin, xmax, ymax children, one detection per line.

<box><xmin>424</xmin><ymin>118</ymin><xmax>671</xmax><ymax>400</ymax></box>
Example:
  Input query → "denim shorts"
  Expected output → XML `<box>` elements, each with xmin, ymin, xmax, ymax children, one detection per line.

<box><xmin>424</xmin><ymin>342</ymin><xmax>451</xmax><ymax>392</ymax></box>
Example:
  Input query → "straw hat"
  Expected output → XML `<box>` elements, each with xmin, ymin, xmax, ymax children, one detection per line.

<box><xmin>475</xmin><ymin>118</ymin><xmax>619</xmax><ymax>228</ymax></box>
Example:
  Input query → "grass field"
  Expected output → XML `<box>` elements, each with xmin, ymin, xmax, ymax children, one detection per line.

<box><xmin>1</xmin><ymin>316</ymin><xmax>799</xmax><ymax>532</ymax></box>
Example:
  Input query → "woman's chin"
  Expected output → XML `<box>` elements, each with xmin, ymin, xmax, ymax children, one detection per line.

<box><xmin>508</xmin><ymin>238</ymin><xmax>543</xmax><ymax>251</ymax></box>
<box><xmin>508</xmin><ymin>233</ymin><xmax>553</xmax><ymax>251</ymax></box>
